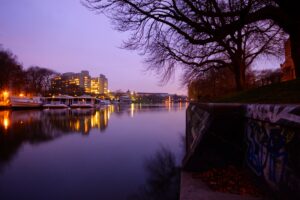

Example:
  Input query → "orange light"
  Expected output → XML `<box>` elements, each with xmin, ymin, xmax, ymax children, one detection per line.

<box><xmin>3</xmin><ymin>118</ymin><xmax>9</xmax><ymax>130</ymax></box>
<box><xmin>1</xmin><ymin>111</ymin><xmax>10</xmax><ymax>130</ymax></box>
<box><xmin>3</xmin><ymin>91</ymin><xmax>9</xmax><ymax>98</ymax></box>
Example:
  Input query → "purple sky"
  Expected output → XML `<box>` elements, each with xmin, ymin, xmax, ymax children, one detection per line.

<box><xmin>0</xmin><ymin>0</ymin><xmax>282</xmax><ymax>95</ymax></box>
<box><xmin>0</xmin><ymin>0</ymin><xmax>186</xmax><ymax>95</ymax></box>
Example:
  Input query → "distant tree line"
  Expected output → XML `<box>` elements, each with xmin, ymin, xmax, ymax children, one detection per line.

<box><xmin>0</xmin><ymin>46</ymin><xmax>56</xmax><ymax>96</ymax></box>
<box><xmin>188</xmin><ymin>68</ymin><xmax>282</xmax><ymax>101</ymax></box>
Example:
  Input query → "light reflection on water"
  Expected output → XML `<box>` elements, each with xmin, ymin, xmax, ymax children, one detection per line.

<box><xmin>0</xmin><ymin>103</ymin><xmax>187</xmax><ymax>200</ymax></box>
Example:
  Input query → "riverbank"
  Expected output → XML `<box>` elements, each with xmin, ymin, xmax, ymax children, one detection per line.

<box><xmin>180</xmin><ymin>171</ymin><xmax>263</xmax><ymax>200</ymax></box>
<box><xmin>215</xmin><ymin>79</ymin><xmax>300</xmax><ymax>104</ymax></box>
<box><xmin>181</xmin><ymin>102</ymin><xmax>300</xmax><ymax>200</ymax></box>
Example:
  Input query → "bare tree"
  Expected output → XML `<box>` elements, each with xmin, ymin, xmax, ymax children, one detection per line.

<box><xmin>25</xmin><ymin>66</ymin><xmax>56</xmax><ymax>96</ymax></box>
<box><xmin>84</xmin><ymin>0</ymin><xmax>284</xmax><ymax>90</ymax></box>
<box><xmin>219</xmin><ymin>0</ymin><xmax>300</xmax><ymax>79</ymax></box>
<box><xmin>188</xmin><ymin>67</ymin><xmax>236</xmax><ymax>101</ymax></box>
<box><xmin>0</xmin><ymin>46</ymin><xmax>24</xmax><ymax>93</ymax></box>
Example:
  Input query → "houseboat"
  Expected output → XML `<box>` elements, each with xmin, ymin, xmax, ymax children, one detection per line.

<box><xmin>99</xmin><ymin>99</ymin><xmax>111</xmax><ymax>106</ymax></box>
<box><xmin>70</xmin><ymin>95</ymin><xmax>96</xmax><ymax>108</ymax></box>
<box><xmin>43</xmin><ymin>95</ymin><xmax>72</xmax><ymax>108</ymax></box>
<box><xmin>119</xmin><ymin>95</ymin><xmax>132</xmax><ymax>104</ymax></box>
<box><xmin>10</xmin><ymin>96</ymin><xmax>43</xmax><ymax>108</ymax></box>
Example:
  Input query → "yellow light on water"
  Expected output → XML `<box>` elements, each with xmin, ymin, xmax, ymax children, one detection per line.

<box><xmin>131</xmin><ymin>103</ymin><xmax>135</xmax><ymax>117</ymax></box>
<box><xmin>108</xmin><ymin>109</ymin><xmax>111</xmax><ymax>120</ymax></box>
<box><xmin>104</xmin><ymin>109</ymin><xmax>108</xmax><ymax>126</ymax></box>
<box><xmin>75</xmin><ymin>120</ymin><xmax>80</xmax><ymax>131</ymax></box>
<box><xmin>84</xmin><ymin>118</ymin><xmax>89</xmax><ymax>134</ymax></box>
<box><xmin>0</xmin><ymin>111</ymin><xmax>10</xmax><ymax>130</ymax></box>
<box><xmin>91</xmin><ymin>112</ymin><xmax>100</xmax><ymax>128</ymax></box>
<box><xmin>3</xmin><ymin>118</ymin><xmax>9</xmax><ymax>130</ymax></box>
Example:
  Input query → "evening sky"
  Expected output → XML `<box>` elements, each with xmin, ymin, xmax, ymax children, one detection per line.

<box><xmin>0</xmin><ymin>0</ymin><xmax>186</xmax><ymax>94</ymax></box>
<box><xmin>0</xmin><ymin>0</ymin><xmax>281</xmax><ymax>95</ymax></box>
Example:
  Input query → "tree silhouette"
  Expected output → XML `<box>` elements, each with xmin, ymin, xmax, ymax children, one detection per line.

<box><xmin>0</xmin><ymin>47</ymin><xmax>24</xmax><ymax>93</ymax></box>
<box><xmin>222</xmin><ymin>0</ymin><xmax>300</xmax><ymax>79</ymax></box>
<box><xmin>25</xmin><ymin>66</ymin><xmax>56</xmax><ymax>96</ymax></box>
<box><xmin>84</xmin><ymin>0</ymin><xmax>284</xmax><ymax>90</ymax></box>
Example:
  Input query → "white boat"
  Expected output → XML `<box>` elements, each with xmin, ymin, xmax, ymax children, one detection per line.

<box><xmin>100</xmin><ymin>99</ymin><xmax>111</xmax><ymax>105</ymax></box>
<box><xmin>10</xmin><ymin>96</ymin><xmax>43</xmax><ymax>108</ymax></box>
<box><xmin>43</xmin><ymin>95</ymin><xmax>72</xmax><ymax>108</ymax></box>
<box><xmin>111</xmin><ymin>99</ymin><xmax>119</xmax><ymax>104</ymax></box>
<box><xmin>119</xmin><ymin>95</ymin><xmax>132</xmax><ymax>104</ymax></box>
<box><xmin>70</xmin><ymin>95</ymin><xmax>96</xmax><ymax>108</ymax></box>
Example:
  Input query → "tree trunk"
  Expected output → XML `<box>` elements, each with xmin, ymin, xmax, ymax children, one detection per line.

<box><xmin>233</xmin><ymin>64</ymin><xmax>246</xmax><ymax>91</ymax></box>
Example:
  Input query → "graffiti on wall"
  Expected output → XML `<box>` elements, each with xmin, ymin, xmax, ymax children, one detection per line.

<box><xmin>186</xmin><ymin>105</ymin><xmax>211</xmax><ymax>153</ymax></box>
<box><xmin>185</xmin><ymin>103</ymin><xmax>300</xmax><ymax>195</ymax></box>
<box><xmin>246</xmin><ymin>104</ymin><xmax>300</xmax><ymax>125</ymax></box>
<box><xmin>246</xmin><ymin>119</ymin><xmax>295</xmax><ymax>188</ymax></box>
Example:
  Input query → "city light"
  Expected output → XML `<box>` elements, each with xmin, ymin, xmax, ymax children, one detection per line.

<box><xmin>2</xmin><ymin>91</ymin><xmax>9</xmax><ymax>98</ymax></box>
<box><xmin>131</xmin><ymin>103</ymin><xmax>135</xmax><ymax>117</ymax></box>
<box><xmin>0</xmin><ymin>111</ymin><xmax>10</xmax><ymax>130</ymax></box>
<box><xmin>3</xmin><ymin>118</ymin><xmax>9</xmax><ymax>130</ymax></box>
<box><xmin>0</xmin><ymin>91</ymin><xmax>10</xmax><ymax>106</ymax></box>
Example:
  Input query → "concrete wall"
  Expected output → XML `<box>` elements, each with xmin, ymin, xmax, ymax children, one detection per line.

<box><xmin>184</xmin><ymin>103</ymin><xmax>300</xmax><ymax>198</ymax></box>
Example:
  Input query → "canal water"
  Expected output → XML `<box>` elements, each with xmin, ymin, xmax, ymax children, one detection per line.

<box><xmin>0</xmin><ymin>103</ymin><xmax>187</xmax><ymax>200</ymax></box>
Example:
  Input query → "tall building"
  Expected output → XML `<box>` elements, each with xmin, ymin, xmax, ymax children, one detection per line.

<box><xmin>79</xmin><ymin>70</ymin><xmax>91</xmax><ymax>93</ymax></box>
<box><xmin>51</xmin><ymin>71</ymin><xmax>108</xmax><ymax>96</ymax></box>
<box><xmin>281</xmin><ymin>39</ymin><xmax>296</xmax><ymax>81</ymax></box>
<box><xmin>90</xmin><ymin>74</ymin><xmax>108</xmax><ymax>95</ymax></box>
<box><xmin>51</xmin><ymin>73</ymin><xmax>84</xmax><ymax>96</ymax></box>
<box><xmin>91</xmin><ymin>78</ymin><xmax>100</xmax><ymax>95</ymax></box>
<box><xmin>99</xmin><ymin>74</ymin><xmax>108</xmax><ymax>94</ymax></box>
<box><xmin>58</xmin><ymin>71</ymin><xmax>91</xmax><ymax>94</ymax></box>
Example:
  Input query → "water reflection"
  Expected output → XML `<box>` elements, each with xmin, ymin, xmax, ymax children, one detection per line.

<box><xmin>0</xmin><ymin>103</ymin><xmax>187</xmax><ymax>199</ymax></box>
<box><xmin>0</xmin><ymin>104</ymin><xmax>187</xmax><ymax>170</ymax></box>
<box><xmin>0</xmin><ymin>103</ymin><xmax>187</xmax><ymax>130</ymax></box>
<box><xmin>0</xmin><ymin>110</ymin><xmax>10</xmax><ymax>131</ymax></box>
<box><xmin>127</xmin><ymin>147</ymin><xmax>180</xmax><ymax>200</ymax></box>
<box><xmin>43</xmin><ymin>108</ymin><xmax>110</xmax><ymax>134</ymax></box>
<box><xmin>0</xmin><ymin>103</ymin><xmax>187</xmax><ymax>135</ymax></box>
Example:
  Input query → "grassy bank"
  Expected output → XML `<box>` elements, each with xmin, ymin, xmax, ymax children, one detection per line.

<box><xmin>214</xmin><ymin>79</ymin><xmax>300</xmax><ymax>104</ymax></box>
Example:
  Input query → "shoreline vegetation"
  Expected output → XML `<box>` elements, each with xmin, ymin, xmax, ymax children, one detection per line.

<box><xmin>213</xmin><ymin>79</ymin><xmax>300</xmax><ymax>104</ymax></box>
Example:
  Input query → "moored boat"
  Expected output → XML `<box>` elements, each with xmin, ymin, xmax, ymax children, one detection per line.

<box><xmin>119</xmin><ymin>95</ymin><xmax>132</xmax><ymax>104</ymax></box>
<box><xmin>70</xmin><ymin>95</ymin><xmax>96</xmax><ymax>108</ymax></box>
<box><xmin>10</xmin><ymin>96</ymin><xmax>43</xmax><ymax>108</ymax></box>
<box><xmin>43</xmin><ymin>95</ymin><xmax>72</xmax><ymax>108</ymax></box>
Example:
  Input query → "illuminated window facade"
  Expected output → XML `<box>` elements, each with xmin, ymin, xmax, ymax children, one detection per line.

<box><xmin>99</xmin><ymin>74</ymin><xmax>108</xmax><ymax>94</ymax></box>
<box><xmin>91</xmin><ymin>78</ymin><xmax>100</xmax><ymax>95</ymax></box>
<box><xmin>51</xmin><ymin>71</ymin><xmax>108</xmax><ymax>95</ymax></box>
<box><xmin>90</xmin><ymin>74</ymin><xmax>108</xmax><ymax>95</ymax></box>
